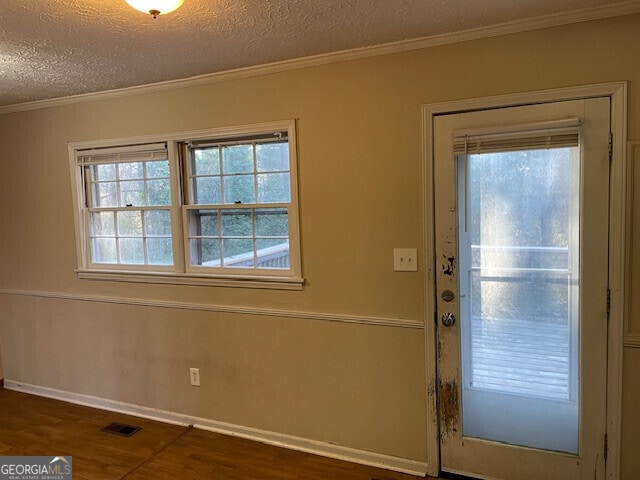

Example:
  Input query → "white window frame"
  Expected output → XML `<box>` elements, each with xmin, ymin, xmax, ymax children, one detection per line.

<box><xmin>68</xmin><ymin>120</ymin><xmax>303</xmax><ymax>290</ymax></box>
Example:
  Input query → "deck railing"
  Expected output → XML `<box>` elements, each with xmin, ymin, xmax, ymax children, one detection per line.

<box><xmin>466</xmin><ymin>244</ymin><xmax>575</xmax><ymax>400</ymax></box>
<box><xmin>203</xmin><ymin>242</ymin><xmax>290</xmax><ymax>269</ymax></box>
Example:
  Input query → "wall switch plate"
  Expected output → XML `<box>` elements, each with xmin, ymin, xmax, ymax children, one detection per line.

<box><xmin>394</xmin><ymin>248</ymin><xmax>418</xmax><ymax>272</ymax></box>
<box><xmin>189</xmin><ymin>367</ymin><xmax>200</xmax><ymax>387</ymax></box>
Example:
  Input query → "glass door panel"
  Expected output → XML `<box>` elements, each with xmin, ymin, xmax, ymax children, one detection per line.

<box><xmin>459</xmin><ymin>147</ymin><xmax>580</xmax><ymax>453</ymax></box>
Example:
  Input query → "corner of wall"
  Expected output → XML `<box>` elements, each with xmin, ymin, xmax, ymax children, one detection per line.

<box><xmin>0</xmin><ymin>342</ymin><xmax>4</xmax><ymax>386</ymax></box>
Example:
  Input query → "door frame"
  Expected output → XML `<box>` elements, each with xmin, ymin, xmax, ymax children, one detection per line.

<box><xmin>422</xmin><ymin>82</ymin><xmax>627</xmax><ymax>479</ymax></box>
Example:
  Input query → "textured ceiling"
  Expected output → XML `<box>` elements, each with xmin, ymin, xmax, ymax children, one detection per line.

<box><xmin>0</xmin><ymin>0</ymin><xmax>638</xmax><ymax>107</ymax></box>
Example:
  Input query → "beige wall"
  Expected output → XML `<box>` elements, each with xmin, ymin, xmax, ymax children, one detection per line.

<box><xmin>1</xmin><ymin>12</ymin><xmax>640</xmax><ymax>476</ymax></box>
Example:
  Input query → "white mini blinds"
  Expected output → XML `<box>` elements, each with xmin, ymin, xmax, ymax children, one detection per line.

<box><xmin>69</xmin><ymin>121</ymin><xmax>303</xmax><ymax>289</ymax></box>
<box><xmin>453</xmin><ymin>118</ymin><xmax>581</xmax><ymax>155</ymax></box>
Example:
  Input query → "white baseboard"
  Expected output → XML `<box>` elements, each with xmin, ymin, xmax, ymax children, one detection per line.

<box><xmin>4</xmin><ymin>380</ymin><xmax>428</xmax><ymax>476</ymax></box>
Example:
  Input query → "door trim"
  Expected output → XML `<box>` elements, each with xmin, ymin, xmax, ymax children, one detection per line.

<box><xmin>422</xmin><ymin>82</ymin><xmax>627</xmax><ymax>479</ymax></box>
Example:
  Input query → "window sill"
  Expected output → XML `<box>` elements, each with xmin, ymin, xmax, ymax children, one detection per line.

<box><xmin>76</xmin><ymin>269</ymin><xmax>304</xmax><ymax>291</ymax></box>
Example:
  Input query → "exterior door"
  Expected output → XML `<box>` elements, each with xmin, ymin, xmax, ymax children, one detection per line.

<box><xmin>434</xmin><ymin>97</ymin><xmax>610</xmax><ymax>479</ymax></box>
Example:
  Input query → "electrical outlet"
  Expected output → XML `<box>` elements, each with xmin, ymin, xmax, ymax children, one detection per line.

<box><xmin>393</xmin><ymin>248</ymin><xmax>418</xmax><ymax>272</ymax></box>
<box><xmin>189</xmin><ymin>368</ymin><xmax>200</xmax><ymax>387</ymax></box>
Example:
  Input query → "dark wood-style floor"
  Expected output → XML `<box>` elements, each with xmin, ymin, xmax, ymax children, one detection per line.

<box><xmin>0</xmin><ymin>388</ymin><xmax>435</xmax><ymax>480</ymax></box>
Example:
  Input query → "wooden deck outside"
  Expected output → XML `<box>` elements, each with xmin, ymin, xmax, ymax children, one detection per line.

<box><xmin>469</xmin><ymin>315</ymin><xmax>571</xmax><ymax>400</ymax></box>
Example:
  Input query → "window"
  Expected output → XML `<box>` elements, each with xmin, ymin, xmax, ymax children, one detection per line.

<box><xmin>81</xmin><ymin>144</ymin><xmax>174</xmax><ymax>268</ymax></box>
<box><xmin>185</xmin><ymin>135</ymin><xmax>292</xmax><ymax>272</ymax></box>
<box><xmin>69</xmin><ymin>121</ymin><xmax>302</xmax><ymax>289</ymax></box>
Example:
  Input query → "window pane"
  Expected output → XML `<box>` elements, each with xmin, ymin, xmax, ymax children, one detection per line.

<box><xmin>194</xmin><ymin>177</ymin><xmax>222</xmax><ymax>204</ymax></box>
<box><xmin>95</xmin><ymin>182</ymin><xmax>117</xmax><ymax>207</ymax></box>
<box><xmin>224</xmin><ymin>175</ymin><xmax>255</xmax><ymax>204</ymax></box>
<box><xmin>222</xmin><ymin>210</ymin><xmax>252</xmax><ymax>237</ymax></box>
<box><xmin>147</xmin><ymin>237</ymin><xmax>173</xmax><ymax>265</ymax></box>
<box><xmin>183</xmin><ymin>137</ymin><xmax>294</xmax><ymax>273</ymax></box>
<box><xmin>92</xmin><ymin>238</ymin><xmax>117</xmax><ymax>263</ymax></box>
<box><xmin>120</xmin><ymin>180</ymin><xmax>145</xmax><ymax>206</ymax></box>
<box><xmin>255</xmin><ymin>209</ymin><xmax>288</xmax><ymax>237</ymax></box>
<box><xmin>190</xmin><ymin>210</ymin><xmax>219</xmax><ymax>236</ymax></box>
<box><xmin>257</xmin><ymin>173</ymin><xmax>290</xmax><ymax>203</ymax></box>
<box><xmin>147</xmin><ymin>179</ymin><xmax>171</xmax><ymax>206</ymax></box>
<box><xmin>190</xmin><ymin>238</ymin><xmax>220</xmax><ymax>265</ymax></box>
<box><xmin>222</xmin><ymin>145</ymin><xmax>253</xmax><ymax>173</ymax></box>
<box><xmin>119</xmin><ymin>238</ymin><xmax>144</xmax><ymax>264</ymax></box>
<box><xmin>146</xmin><ymin>161</ymin><xmax>169</xmax><ymax>178</ymax></box>
<box><xmin>194</xmin><ymin>148</ymin><xmax>220</xmax><ymax>175</ymax></box>
<box><xmin>118</xmin><ymin>162</ymin><xmax>143</xmax><ymax>180</ymax></box>
<box><xmin>117</xmin><ymin>211</ymin><xmax>142</xmax><ymax>236</ymax></box>
<box><xmin>144</xmin><ymin>210</ymin><xmax>171</xmax><ymax>236</ymax></box>
<box><xmin>95</xmin><ymin>164</ymin><xmax>116</xmax><ymax>181</ymax></box>
<box><xmin>222</xmin><ymin>239</ymin><xmax>254</xmax><ymax>267</ymax></box>
<box><xmin>257</xmin><ymin>142</ymin><xmax>289</xmax><ymax>172</ymax></box>
<box><xmin>91</xmin><ymin>211</ymin><xmax>115</xmax><ymax>236</ymax></box>
<box><xmin>256</xmin><ymin>239</ymin><xmax>290</xmax><ymax>269</ymax></box>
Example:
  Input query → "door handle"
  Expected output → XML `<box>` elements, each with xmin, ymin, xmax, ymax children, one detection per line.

<box><xmin>441</xmin><ymin>312</ymin><xmax>456</xmax><ymax>327</ymax></box>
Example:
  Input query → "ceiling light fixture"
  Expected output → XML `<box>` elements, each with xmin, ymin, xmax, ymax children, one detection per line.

<box><xmin>125</xmin><ymin>0</ymin><xmax>184</xmax><ymax>19</ymax></box>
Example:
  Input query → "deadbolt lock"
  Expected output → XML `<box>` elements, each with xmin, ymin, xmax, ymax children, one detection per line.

<box><xmin>441</xmin><ymin>290</ymin><xmax>455</xmax><ymax>302</ymax></box>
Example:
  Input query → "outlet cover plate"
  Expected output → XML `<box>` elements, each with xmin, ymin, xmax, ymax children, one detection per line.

<box><xmin>189</xmin><ymin>367</ymin><xmax>200</xmax><ymax>387</ymax></box>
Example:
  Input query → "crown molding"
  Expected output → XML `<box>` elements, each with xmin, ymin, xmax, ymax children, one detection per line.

<box><xmin>1</xmin><ymin>1</ymin><xmax>639</xmax><ymax>115</ymax></box>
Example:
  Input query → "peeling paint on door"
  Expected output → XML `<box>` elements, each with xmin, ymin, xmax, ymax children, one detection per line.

<box><xmin>439</xmin><ymin>381</ymin><xmax>459</xmax><ymax>434</ymax></box>
<box><xmin>442</xmin><ymin>255</ymin><xmax>456</xmax><ymax>276</ymax></box>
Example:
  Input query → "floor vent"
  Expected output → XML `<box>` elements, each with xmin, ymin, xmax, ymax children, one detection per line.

<box><xmin>101</xmin><ymin>422</ymin><xmax>141</xmax><ymax>437</ymax></box>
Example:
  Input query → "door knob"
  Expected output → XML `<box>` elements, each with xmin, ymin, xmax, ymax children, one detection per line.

<box><xmin>441</xmin><ymin>312</ymin><xmax>456</xmax><ymax>327</ymax></box>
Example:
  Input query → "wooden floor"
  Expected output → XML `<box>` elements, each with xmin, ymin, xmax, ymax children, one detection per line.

<box><xmin>0</xmin><ymin>388</ymin><xmax>434</xmax><ymax>480</ymax></box>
